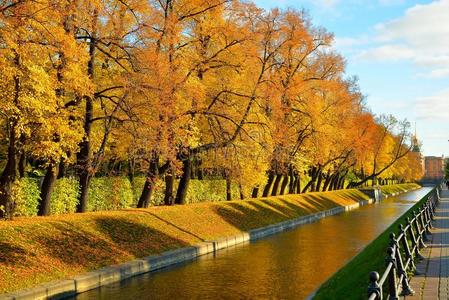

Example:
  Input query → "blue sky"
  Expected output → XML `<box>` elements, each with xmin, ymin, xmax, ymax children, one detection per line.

<box><xmin>254</xmin><ymin>0</ymin><xmax>449</xmax><ymax>157</ymax></box>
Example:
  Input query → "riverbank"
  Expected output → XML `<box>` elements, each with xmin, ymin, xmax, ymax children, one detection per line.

<box><xmin>380</xmin><ymin>183</ymin><xmax>421</xmax><ymax>197</ymax></box>
<box><xmin>0</xmin><ymin>184</ymin><xmax>419</xmax><ymax>296</ymax></box>
<box><xmin>312</xmin><ymin>183</ymin><xmax>430</xmax><ymax>300</ymax></box>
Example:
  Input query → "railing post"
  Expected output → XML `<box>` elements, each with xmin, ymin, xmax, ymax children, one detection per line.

<box><xmin>386</xmin><ymin>247</ymin><xmax>399</xmax><ymax>300</ymax></box>
<box><xmin>418</xmin><ymin>207</ymin><xmax>429</xmax><ymax>242</ymax></box>
<box><xmin>399</xmin><ymin>224</ymin><xmax>417</xmax><ymax>274</ymax></box>
<box><xmin>425</xmin><ymin>199</ymin><xmax>433</xmax><ymax>230</ymax></box>
<box><xmin>407</xmin><ymin>217</ymin><xmax>424</xmax><ymax>261</ymax></box>
<box><xmin>390</xmin><ymin>233</ymin><xmax>414</xmax><ymax>296</ymax></box>
<box><xmin>424</xmin><ymin>202</ymin><xmax>432</xmax><ymax>233</ymax></box>
<box><xmin>413</xmin><ymin>211</ymin><xmax>427</xmax><ymax>248</ymax></box>
<box><xmin>368</xmin><ymin>271</ymin><xmax>382</xmax><ymax>300</ymax></box>
<box><xmin>429</xmin><ymin>196</ymin><xmax>436</xmax><ymax>220</ymax></box>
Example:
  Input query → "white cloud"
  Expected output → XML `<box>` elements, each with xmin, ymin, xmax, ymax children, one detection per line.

<box><xmin>418</xmin><ymin>68</ymin><xmax>449</xmax><ymax>79</ymax></box>
<box><xmin>349</xmin><ymin>0</ymin><xmax>449</xmax><ymax>78</ymax></box>
<box><xmin>415</xmin><ymin>88</ymin><xmax>449</xmax><ymax>120</ymax></box>
<box><xmin>356</xmin><ymin>44</ymin><xmax>414</xmax><ymax>61</ymax></box>
<box><xmin>375</xmin><ymin>0</ymin><xmax>449</xmax><ymax>52</ymax></box>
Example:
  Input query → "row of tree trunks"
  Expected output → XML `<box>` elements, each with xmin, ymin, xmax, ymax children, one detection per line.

<box><xmin>260</xmin><ymin>169</ymin><xmax>302</xmax><ymax>197</ymax></box>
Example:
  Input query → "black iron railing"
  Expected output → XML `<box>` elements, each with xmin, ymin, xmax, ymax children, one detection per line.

<box><xmin>367</xmin><ymin>184</ymin><xmax>442</xmax><ymax>300</ymax></box>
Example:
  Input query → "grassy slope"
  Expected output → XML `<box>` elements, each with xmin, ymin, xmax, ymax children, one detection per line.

<box><xmin>313</xmin><ymin>183</ymin><xmax>426</xmax><ymax>300</ymax></box>
<box><xmin>380</xmin><ymin>183</ymin><xmax>420</xmax><ymax>196</ymax></box>
<box><xmin>0</xmin><ymin>189</ymin><xmax>369</xmax><ymax>293</ymax></box>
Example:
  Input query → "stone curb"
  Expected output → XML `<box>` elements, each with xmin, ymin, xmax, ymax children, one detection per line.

<box><xmin>1</xmin><ymin>197</ymin><xmax>379</xmax><ymax>300</ymax></box>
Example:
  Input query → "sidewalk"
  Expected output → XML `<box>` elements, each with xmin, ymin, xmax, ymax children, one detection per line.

<box><xmin>406</xmin><ymin>188</ymin><xmax>449</xmax><ymax>299</ymax></box>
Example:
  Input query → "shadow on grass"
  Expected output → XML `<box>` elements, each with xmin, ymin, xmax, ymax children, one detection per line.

<box><xmin>0</xmin><ymin>241</ymin><xmax>30</xmax><ymax>266</ymax></box>
<box><xmin>213</xmin><ymin>191</ymin><xmax>363</xmax><ymax>231</ymax></box>
<box><xmin>94</xmin><ymin>217</ymin><xmax>190</xmax><ymax>257</ymax></box>
<box><xmin>30</xmin><ymin>218</ymin><xmax>189</xmax><ymax>268</ymax></box>
<box><xmin>125</xmin><ymin>210</ymin><xmax>206</xmax><ymax>242</ymax></box>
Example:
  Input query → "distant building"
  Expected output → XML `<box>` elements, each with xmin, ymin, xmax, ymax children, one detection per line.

<box><xmin>424</xmin><ymin>156</ymin><xmax>444</xmax><ymax>180</ymax></box>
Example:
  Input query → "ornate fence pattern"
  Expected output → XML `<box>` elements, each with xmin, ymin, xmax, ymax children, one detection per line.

<box><xmin>367</xmin><ymin>185</ymin><xmax>442</xmax><ymax>300</ymax></box>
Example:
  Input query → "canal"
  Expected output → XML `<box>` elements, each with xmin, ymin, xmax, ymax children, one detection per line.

<box><xmin>73</xmin><ymin>187</ymin><xmax>432</xmax><ymax>300</ymax></box>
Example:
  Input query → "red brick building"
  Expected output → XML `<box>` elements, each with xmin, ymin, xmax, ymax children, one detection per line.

<box><xmin>424</xmin><ymin>156</ymin><xmax>444</xmax><ymax>180</ymax></box>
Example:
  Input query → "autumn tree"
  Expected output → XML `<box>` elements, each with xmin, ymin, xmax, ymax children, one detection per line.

<box><xmin>347</xmin><ymin>115</ymin><xmax>413</xmax><ymax>188</ymax></box>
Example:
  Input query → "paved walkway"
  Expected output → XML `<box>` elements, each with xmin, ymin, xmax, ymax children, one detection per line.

<box><xmin>406</xmin><ymin>189</ymin><xmax>449</xmax><ymax>299</ymax></box>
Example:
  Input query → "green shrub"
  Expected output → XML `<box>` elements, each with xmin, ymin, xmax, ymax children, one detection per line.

<box><xmin>9</xmin><ymin>175</ymin><xmax>245</xmax><ymax>216</ymax></box>
<box><xmin>186</xmin><ymin>180</ymin><xmax>239</xmax><ymax>203</ymax></box>
<box><xmin>11</xmin><ymin>177</ymin><xmax>40</xmax><ymax>217</ymax></box>
<box><xmin>88</xmin><ymin>177</ymin><xmax>134</xmax><ymax>211</ymax></box>
<box><xmin>132</xmin><ymin>177</ymin><xmax>238</xmax><ymax>205</ymax></box>
<box><xmin>50</xmin><ymin>177</ymin><xmax>79</xmax><ymax>215</ymax></box>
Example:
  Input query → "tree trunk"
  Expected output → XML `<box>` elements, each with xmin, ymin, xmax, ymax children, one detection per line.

<box><xmin>1</xmin><ymin>59</ymin><xmax>20</xmax><ymax>219</ymax></box>
<box><xmin>57</xmin><ymin>160</ymin><xmax>66</xmax><ymax>179</ymax></box>
<box><xmin>271</xmin><ymin>174</ymin><xmax>282</xmax><ymax>196</ymax></box>
<box><xmin>127</xmin><ymin>158</ymin><xmax>134</xmax><ymax>184</ymax></box>
<box><xmin>296</xmin><ymin>174</ymin><xmax>301</xmax><ymax>194</ymax></box>
<box><xmin>302</xmin><ymin>167</ymin><xmax>318</xmax><ymax>193</ymax></box>
<box><xmin>262</xmin><ymin>172</ymin><xmax>275</xmax><ymax>197</ymax></box>
<box><xmin>251</xmin><ymin>186</ymin><xmax>259</xmax><ymax>198</ymax></box>
<box><xmin>0</xmin><ymin>123</ymin><xmax>18</xmax><ymax>219</ymax></box>
<box><xmin>225</xmin><ymin>173</ymin><xmax>232</xmax><ymax>201</ymax></box>
<box><xmin>279</xmin><ymin>174</ymin><xmax>289</xmax><ymax>195</ymax></box>
<box><xmin>76</xmin><ymin>12</ymin><xmax>97</xmax><ymax>213</ymax></box>
<box><xmin>331</xmin><ymin>174</ymin><xmax>340</xmax><ymax>191</ymax></box>
<box><xmin>338</xmin><ymin>175</ymin><xmax>346</xmax><ymax>190</ymax></box>
<box><xmin>77</xmin><ymin>171</ymin><xmax>91</xmax><ymax>212</ymax></box>
<box><xmin>315</xmin><ymin>169</ymin><xmax>323</xmax><ymax>192</ymax></box>
<box><xmin>138</xmin><ymin>158</ymin><xmax>158</xmax><ymax>208</ymax></box>
<box><xmin>138</xmin><ymin>179</ymin><xmax>154</xmax><ymax>208</ymax></box>
<box><xmin>18</xmin><ymin>152</ymin><xmax>26</xmax><ymax>178</ymax></box>
<box><xmin>76</xmin><ymin>98</ymin><xmax>94</xmax><ymax>213</ymax></box>
<box><xmin>164</xmin><ymin>174</ymin><xmax>174</xmax><ymax>205</ymax></box>
<box><xmin>175</xmin><ymin>158</ymin><xmax>191</xmax><ymax>205</ymax></box>
<box><xmin>288</xmin><ymin>169</ymin><xmax>295</xmax><ymax>194</ymax></box>
<box><xmin>239</xmin><ymin>184</ymin><xmax>245</xmax><ymax>200</ymax></box>
<box><xmin>38</xmin><ymin>165</ymin><xmax>58</xmax><ymax>216</ymax></box>
<box><xmin>322</xmin><ymin>170</ymin><xmax>332</xmax><ymax>192</ymax></box>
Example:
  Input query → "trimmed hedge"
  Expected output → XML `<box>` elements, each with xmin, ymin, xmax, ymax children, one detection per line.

<box><xmin>50</xmin><ymin>178</ymin><xmax>79</xmax><ymax>215</ymax></box>
<box><xmin>12</xmin><ymin>177</ymin><xmax>241</xmax><ymax>216</ymax></box>
<box><xmin>11</xmin><ymin>177</ymin><xmax>40</xmax><ymax>217</ymax></box>
<box><xmin>88</xmin><ymin>177</ymin><xmax>134</xmax><ymax>211</ymax></box>
<box><xmin>11</xmin><ymin>176</ymin><xmax>419</xmax><ymax>217</ymax></box>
